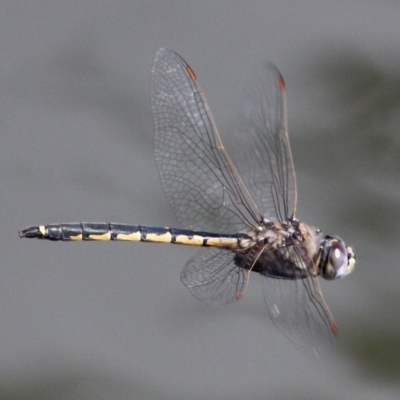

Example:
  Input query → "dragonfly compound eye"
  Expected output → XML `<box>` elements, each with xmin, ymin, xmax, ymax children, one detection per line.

<box><xmin>322</xmin><ymin>237</ymin><xmax>355</xmax><ymax>280</ymax></box>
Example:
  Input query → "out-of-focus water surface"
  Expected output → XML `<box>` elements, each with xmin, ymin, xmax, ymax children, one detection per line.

<box><xmin>1</xmin><ymin>2</ymin><xmax>399</xmax><ymax>399</ymax></box>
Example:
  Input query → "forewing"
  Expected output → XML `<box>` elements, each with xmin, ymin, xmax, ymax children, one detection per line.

<box><xmin>151</xmin><ymin>49</ymin><xmax>261</xmax><ymax>233</ymax></box>
<box><xmin>261</xmin><ymin>273</ymin><xmax>337</xmax><ymax>355</ymax></box>
<box><xmin>181</xmin><ymin>248</ymin><xmax>249</xmax><ymax>306</ymax></box>
<box><xmin>233</xmin><ymin>63</ymin><xmax>297</xmax><ymax>221</ymax></box>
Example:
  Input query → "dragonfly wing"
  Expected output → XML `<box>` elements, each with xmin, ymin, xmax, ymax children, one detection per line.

<box><xmin>181</xmin><ymin>248</ymin><xmax>249</xmax><ymax>306</ymax></box>
<box><xmin>233</xmin><ymin>62</ymin><xmax>297</xmax><ymax>221</ymax></box>
<box><xmin>261</xmin><ymin>272</ymin><xmax>337</xmax><ymax>354</ymax></box>
<box><xmin>151</xmin><ymin>49</ymin><xmax>261</xmax><ymax>233</ymax></box>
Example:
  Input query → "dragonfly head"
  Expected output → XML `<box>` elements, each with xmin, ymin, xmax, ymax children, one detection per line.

<box><xmin>320</xmin><ymin>235</ymin><xmax>356</xmax><ymax>280</ymax></box>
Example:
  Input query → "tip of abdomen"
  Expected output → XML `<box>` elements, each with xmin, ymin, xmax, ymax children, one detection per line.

<box><xmin>19</xmin><ymin>226</ymin><xmax>45</xmax><ymax>239</ymax></box>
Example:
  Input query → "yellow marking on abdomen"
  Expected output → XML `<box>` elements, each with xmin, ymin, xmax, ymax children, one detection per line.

<box><xmin>206</xmin><ymin>237</ymin><xmax>237</xmax><ymax>248</ymax></box>
<box><xmin>87</xmin><ymin>232</ymin><xmax>111</xmax><ymax>241</ymax></box>
<box><xmin>115</xmin><ymin>231</ymin><xmax>141</xmax><ymax>241</ymax></box>
<box><xmin>175</xmin><ymin>234</ymin><xmax>204</xmax><ymax>246</ymax></box>
<box><xmin>69</xmin><ymin>234</ymin><xmax>83</xmax><ymax>241</ymax></box>
<box><xmin>39</xmin><ymin>225</ymin><xmax>47</xmax><ymax>236</ymax></box>
<box><xmin>145</xmin><ymin>232</ymin><xmax>172</xmax><ymax>243</ymax></box>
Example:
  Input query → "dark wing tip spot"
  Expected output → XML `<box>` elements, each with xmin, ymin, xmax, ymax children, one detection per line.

<box><xmin>186</xmin><ymin>66</ymin><xmax>197</xmax><ymax>81</ymax></box>
<box><xmin>277</xmin><ymin>74</ymin><xmax>285</xmax><ymax>90</ymax></box>
<box><xmin>330</xmin><ymin>322</ymin><xmax>339</xmax><ymax>337</ymax></box>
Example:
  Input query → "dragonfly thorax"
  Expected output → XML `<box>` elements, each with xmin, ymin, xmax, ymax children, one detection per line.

<box><xmin>254</xmin><ymin>218</ymin><xmax>315</xmax><ymax>250</ymax></box>
<box><xmin>235</xmin><ymin>219</ymin><xmax>320</xmax><ymax>280</ymax></box>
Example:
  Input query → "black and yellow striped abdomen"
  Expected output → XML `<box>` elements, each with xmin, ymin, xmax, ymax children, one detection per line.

<box><xmin>19</xmin><ymin>223</ymin><xmax>253</xmax><ymax>249</ymax></box>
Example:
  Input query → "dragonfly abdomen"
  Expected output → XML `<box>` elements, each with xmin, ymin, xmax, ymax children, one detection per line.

<box><xmin>19</xmin><ymin>223</ymin><xmax>252</xmax><ymax>248</ymax></box>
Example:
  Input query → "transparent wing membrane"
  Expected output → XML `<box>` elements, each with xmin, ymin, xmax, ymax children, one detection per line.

<box><xmin>151</xmin><ymin>49</ymin><xmax>261</xmax><ymax>233</ymax></box>
<box><xmin>261</xmin><ymin>247</ymin><xmax>337</xmax><ymax>353</ymax></box>
<box><xmin>181</xmin><ymin>248</ymin><xmax>249</xmax><ymax>306</ymax></box>
<box><xmin>234</xmin><ymin>63</ymin><xmax>297</xmax><ymax>220</ymax></box>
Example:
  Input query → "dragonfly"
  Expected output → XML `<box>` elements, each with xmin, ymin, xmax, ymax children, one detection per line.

<box><xmin>19</xmin><ymin>48</ymin><xmax>356</xmax><ymax>352</ymax></box>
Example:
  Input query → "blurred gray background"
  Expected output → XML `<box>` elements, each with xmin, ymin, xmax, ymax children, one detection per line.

<box><xmin>2</xmin><ymin>1</ymin><xmax>400</xmax><ymax>399</ymax></box>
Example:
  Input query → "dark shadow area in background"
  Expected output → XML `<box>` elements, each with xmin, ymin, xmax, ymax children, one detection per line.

<box><xmin>297</xmin><ymin>44</ymin><xmax>400</xmax><ymax>173</ymax></box>
<box><xmin>348</xmin><ymin>323</ymin><xmax>400</xmax><ymax>384</ymax></box>
<box><xmin>296</xmin><ymin>44</ymin><xmax>400</xmax><ymax>388</ymax></box>
<box><xmin>293</xmin><ymin>44</ymin><xmax>400</xmax><ymax>240</ymax></box>
<box><xmin>0</xmin><ymin>357</ymin><xmax>341</xmax><ymax>400</ymax></box>
<box><xmin>0</xmin><ymin>359</ymin><xmax>167</xmax><ymax>400</ymax></box>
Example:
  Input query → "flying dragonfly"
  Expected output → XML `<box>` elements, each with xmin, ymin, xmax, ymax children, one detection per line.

<box><xmin>19</xmin><ymin>48</ymin><xmax>356</xmax><ymax>352</ymax></box>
